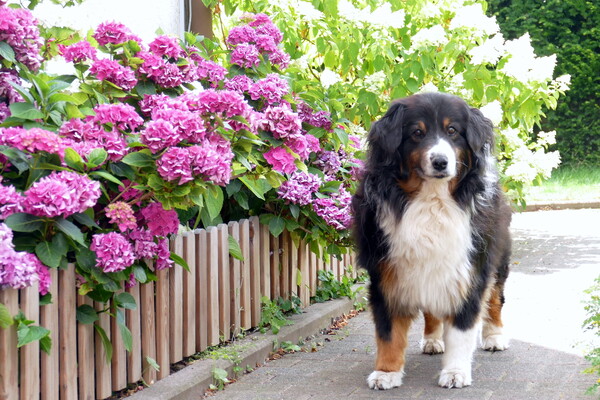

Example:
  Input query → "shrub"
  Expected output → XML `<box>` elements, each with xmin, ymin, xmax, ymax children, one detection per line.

<box><xmin>487</xmin><ymin>0</ymin><xmax>600</xmax><ymax>166</ymax></box>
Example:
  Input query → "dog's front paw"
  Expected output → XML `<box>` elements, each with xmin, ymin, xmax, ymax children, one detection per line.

<box><xmin>367</xmin><ymin>370</ymin><xmax>403</xmax><ymax>390</ymax></box>
<box><xmin>482</xmin><ymin>334</ymin><xmax>509</xmax><ymax>351</ymax></box>
<box><xmin>438</xmin><ymin>368</ymin><xmax>472</xmax><ymax>388</ymax></box>
<box><xmin>421</xmin><ymin>338</ymin><xmax>445</xmax><ymax>354</ymax></box>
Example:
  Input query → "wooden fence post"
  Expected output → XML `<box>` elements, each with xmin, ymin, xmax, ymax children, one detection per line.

<box><xmin>195</xmin><ymin>229</ymin><xmax>208</xmax><ymax>352</ymax></box>
<box><xmin>239</xmin><ymin>219</ymin><xmax>251</xmax><ymax>330</ymax></box>
<box><xmin>41</xmin><ymin>268</ymin><xmax>60</xmax><ymax>400</ymax></box>
<box><xmin>60</xmin><ymin>264</ymin><xmax>79</xmax><ymax>400</ymax></box>
<box><xmin>0</xmin><ymin>288</ymin><xmax>19</xmax><ymax>400</ymax></box>
<box><xmin>228</xmin><ymin>221</ymin><xmax>241</xmax><ymax>338</ymax></box>
<box><xmin>182</xmin><ymin>232</ymin><xmax>197</xmax><ymax>357</ymax></box>
<box><xmin>248</xmin><ymin>217</ymin><xmax>262</xmax><ymax>327</ymax></box>
<box><xmin>77</xmin><ymin>294</ymin><xmax>95</xmax><ymax>400</ymax></box>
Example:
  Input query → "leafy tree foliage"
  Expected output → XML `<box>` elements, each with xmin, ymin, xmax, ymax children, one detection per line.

<box><xmin>487</xmin><ymin>0</ymin><xmax>600</xmax><ymax>165</ymax></box>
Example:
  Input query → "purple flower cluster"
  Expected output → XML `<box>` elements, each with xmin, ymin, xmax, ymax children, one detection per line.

<box><xmin>297</xmin><ymin>102</ymin><xmax>333</xmax><ymax>131</ymax></box>
<box><xmin>314</xmin><ymin>150</ymin><xmax>342</xmax><ymax>177</ymax></box>
<box><xmin>22</xmin><ymin>171</ymin><xmax>101</xmax><ymax>218</ymax></box>
<box><xmin>227</xmin><ymin>13</ymin><xmax>290</xmax><ymax>70</ymax></box>
<box><xmin>277</xmin><ymin>172</ymin><xmax>322</xmax><ymax>205</ymax></box>
<box><xmin>248</xmin><ymin>74</ymin><xmax>290</xmax><ymax>105</ymax></box>
<box><xmin>312</xmin><ymin>186</ymin><xmax>353</xmax><ymax>230</ymax></box>
<box><xmin>0</xmin><ymin>69</ymin><xmax>23</xmax><ymax>104</ymax></box>
<box><xmin>0</xmin><ymin>179</ymin><xmax>24</xmax><ymax>219</ymax></box>
<box><xmin>0</xmin><ymin>223</ymin><xmax>49</xmax><ymax>294</ymax></box>
<box><xmin>89</xmin><ymin>58</ymin><xmax>137</xmax><ymax>91</ymax></box>
<box><xmin>58</xmin><ymin>40</ymin><xmax>98</xmax><ymax>63</ymax></box>
<box><xmin>0</xmin><ymin>6</ymin><xmax>43</xmax><ymax>71</ymax></box>
<box><xmin>91</xmin><ymin>232</ymin><xmax>135</xmax><ymax>273</ymax></box>
<box><xmin>140</xmin><ymin>202</ymin><xmax>179</xmax><ymax>237</ymax></box>
<box><xmin>0</xmin><ymin>127</ymin><xmax>70</xmax><ymax>159</ymax></box>
<box><xmin>93</xmin><ymin>21</ymin><xmax>137</xmax><ymax>47</ymax></box>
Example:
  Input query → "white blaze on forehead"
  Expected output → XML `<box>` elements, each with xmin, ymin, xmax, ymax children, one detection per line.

<box><xmin>423</xmin><ymin>138</ymin><xmax>457</xmax><ymax>177</ymax></box>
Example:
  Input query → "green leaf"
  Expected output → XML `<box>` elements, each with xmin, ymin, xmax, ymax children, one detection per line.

<box><xmin>40</xmin><ymin>335</ymin><xmax>52</xmax><ymax>355</ymax></box>
<box><xmin>89</xmin><ymin>170</ymin><xmax>123</xmax><ymax>186</ymax></box>
<box><xmin>228</xmin><ymin>235</ymin><xmax>244</xmax><ymax>261</ymax></box>
<box><xmin>76</xmin><ymin>304</ymin><xmax>99</xmax><ymax>324</ymax></box>
<box><xmin>4</xmin><ymin>213</ymin><xmax>44</xmax><ymax>233</ymax></box>
<box><xmin>17</xmin><ymin>324</ymin><xmax>51</xmax><ymax>349</ymax></box>
<box><xmin>145</xmin><ymin>356</ymin><xmax>160</xmax><ymax>371</ymax></box>
<box><xmin>268</xmin><ymin>216</ymin><xmax>285</xmax><ymax>237</ymax></box>
<box><xmin>55</xmin><ymin>218</ymin><xmax>86</xmax><ymax>246</ymax></box>
<box><xmin>170</xmin><ymin>252</ymin><xmax>190</xmax><ymax>272</ymax></box>
<box><xmin>122</xmin><ymin>151</ymin><xmax>155</xmax><ymax>168</ymax></box>
<box><xmin>63</xmin><ymin>148</ymin><xmax>85</xmax><ymax>171</ymax></box>
<box><xmin>204</xmin><ymin>186</ymin><xmax>224</xmax><ymax>220</ymax></box>
<box><xmin>239</xmin><ymin>176</ymin><xmax>271</xmax><ymax>200</ymax></box>
<box><xmin>76</xmin><ymin>247</ymin><xmax>96</xmax><ymax>271</ymax></box>
<box><xmin>9</xmin><ymin>102</ymin><xmax>44</xmax><ymax>120</ymax></box>
<box><xmin>72</xmin><ymin>212</ymin><xmax>99</xmax><ymax>229</ymax></box>
<box><xmin>115</xmin><ymin>292</ymin><xmax>137</xmax><ymax>310</ymax></box>
<box><xmin>132</xmin><ymin>265</ymin><xmax>147</xmax><ymax>284</ymax></box>
<box><xmin>116</xmin><ymin>309</ymin><xmax>133</xmax><ymax>352</ymax></box>
<box><xmin>0</xmin><ymin>146</ymin><xmax>30</xmax><ymax>174</ymax></box>
<box><xmin>86</xmin><ymin>148</ymin><xmax>108</xmax><ymax>167</ymax></box>
<box><xmin>94</xmin><ymin>323</ymin><xmax>113</xmax><ymax>363</ymax></box>
<box><xmin>0</xmin><ymin>41</ymin><xmax>16</xmax><ymax>62</ymax></box>
<box><xmin>35</xmin><ymin>241</ymin><xmax>63</xmax><ymax>268</ymax></box>
<box><xmin>0</xmin><ymin>303</ymin><xmax>14</xmax><ymax>329</ymax></box>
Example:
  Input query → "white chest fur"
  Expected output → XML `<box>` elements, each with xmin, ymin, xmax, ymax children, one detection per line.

<box><xmin>378</xmin><ymin>181</ymin><xmax>474</xmax><ymax>317</ymax></box>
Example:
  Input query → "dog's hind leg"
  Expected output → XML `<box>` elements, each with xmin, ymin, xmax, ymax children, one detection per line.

<box><xmin>367</xmin><ymin>315</ymin><xmax>413</xmax><ymax>390</ymax></box>
<box><xmin>422</xmin><ymin>312</ymin><xmax>445</xmax><ymax>354</ymax></box>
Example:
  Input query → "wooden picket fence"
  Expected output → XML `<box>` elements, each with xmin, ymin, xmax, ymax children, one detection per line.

<box><xmin>0</xmin><ymin>216</ymin><xmax>357</xmax><ymax>400</ymax></box>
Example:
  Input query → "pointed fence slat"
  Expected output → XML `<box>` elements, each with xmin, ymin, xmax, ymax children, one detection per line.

<box><xmin>4</xmin><ymin>218</ymin><xmax>359</xmax><ymax>398</ymax></box>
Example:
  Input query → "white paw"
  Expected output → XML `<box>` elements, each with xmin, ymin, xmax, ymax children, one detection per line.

<box><xmin>438</xmin><ymin>369</ymin><xmax>472</xmax><ymax>388</ymax></box>
<box><xmin>367</xmin><ymin>370</ymin><xmax>403</xmax><ymax>390</ymax></box>
<box><xmin>421</xmin><ymin>338</ymin><xmax>445</xmax><ymax>354</ymax></box>
<box><xmin>482</xmin><ymin>334</ymin><xmax>510</xmax><ymax>351</ymax></box>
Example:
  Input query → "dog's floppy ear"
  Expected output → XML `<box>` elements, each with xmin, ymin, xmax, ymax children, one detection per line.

<box><xmin>467</xmin><ymin>107</ymin><xmax>494</xmax><ymax>160</ymax></box>
<box><xmin>368</xmin><ymin>102</ymin><xmax>405</xmax><ymax>156</ymax></box>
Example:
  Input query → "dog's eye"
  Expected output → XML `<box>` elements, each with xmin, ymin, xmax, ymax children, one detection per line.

<box><xmin>447</xmin><ymin>126</ymin><xmax>457</xmax><ymax>136</ymax></box>
<box><xmin>412</xmin><ymin>129</ymin><xmax>425</xmax><ymax>138</ymax></box>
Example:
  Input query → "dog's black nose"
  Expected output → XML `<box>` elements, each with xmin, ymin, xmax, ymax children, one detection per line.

<box><xmin>432</xmin><ymin>155</ymin><xmax>448</xmax><ymax>171</ymax></box>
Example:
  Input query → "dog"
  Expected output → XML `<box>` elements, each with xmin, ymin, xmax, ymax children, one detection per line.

<box><xmin>351</xmin><ymin>92</ymin><xmax>512</xmax><ymax>390</ymax></box>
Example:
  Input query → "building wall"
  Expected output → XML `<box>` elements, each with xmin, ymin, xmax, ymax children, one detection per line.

<box><xmin>31</xmin><ymin>0</ymin><xmax>184</xmax><ymax>42</ymax></box>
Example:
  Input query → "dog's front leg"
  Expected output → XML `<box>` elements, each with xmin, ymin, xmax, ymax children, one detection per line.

<box><xmin>438</xmin><ymin>320</ymin><xmax>479</xmax><ymax>388</ymax></box>
<box><xmin>368</xmin><ymin>315</ymin><xmax>413</xmax><ymax>390</ymax></box>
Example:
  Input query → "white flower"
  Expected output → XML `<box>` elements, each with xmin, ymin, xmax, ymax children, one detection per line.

<box><xmin>529</xmin><ymin>54</ymin><xmax>556</xmax><ymax>82</ymax></box>
<box><xmin>469</xmin><ymin>34</ymin><xmax>505</xmax><ymax>66</ymax></box>
<box><xmin>537</xmin><ymin>130</ymin><xmax>557</xmax><ymax>147</ymax></box>
<box><xmin>501</xmin><ymin>128</ymin><xmax>525</xmax><ymax>150</ymax></box>
<box><xmin>338</xmin><ymin>0</ymin><xmax>405</xmax><ymax>28</ymax></box>
<box><xmin>532</xmin><ymin>149</ymin><xmax>561</xmax><ymax>178</ymax></box>
<box><xmin>479</xmin><ymin>100</ymin><xmax>503</xmax><ymax>126</ymax></box>
<box><xmin>348</xmin><ymin>122</ymin><xmax>367</xmax><ymax>137</ymax></box>
<box><xmin>419</xmin><ymin>82</ymin><xmax>439</xmax><ymax>93</ymax></box>
<box><xmin>320</xmin><ymin>69</ymin><xmax>342</xmax><ymax>89</ymax></box>
<box><xmin>416</xmin><ymin>2</ymin><xmax>442</xmax><ymax>20</ymax></box>
<box><xmin>500</xmin><ymin>33</ymin><xmax>556</xmax><ymax>83</ymax></box>
<box><xmin>449</xmin><ymin>4</ymin><xmax>500</xmax><ymax>36</ymax></box>
<box><xmin>293</xmin><ymin>0</ymin><xmax>324</xmax><ymax>21</ymax></box>
<box><xmin>363</xmin><ymin>71</ymin><xmax>386</xmax><ymax>93</ymax></box>
<box><xmin>553</xmin><ymin>74</ymin><xmax>571</xmax><ymax>92</ymax></box>
<box><xmin>410</xmin><ymin>25</ymin><xmax>448</xmax><ymax>50</ymax></box>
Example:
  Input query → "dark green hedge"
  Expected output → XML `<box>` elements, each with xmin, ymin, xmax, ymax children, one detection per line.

<box><xmin>487</xmin><ymin>0</ymin><xmax>600</xmax><ymax>165</ymax></box>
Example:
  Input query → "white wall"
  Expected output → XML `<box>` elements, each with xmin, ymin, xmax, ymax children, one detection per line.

<box><xmin>29</xmin><ymin>0</ymin><xmax>184</xmax><ymax>42</ymax></box>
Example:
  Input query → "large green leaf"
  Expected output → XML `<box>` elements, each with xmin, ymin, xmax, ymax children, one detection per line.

<box><xmin>76</xmin><ymin>304</ymin><xmax>99</xmax><ymax>324</ymax></box>
<box><xmin>0</xmin><ymin>41</ymin><xmax>16</xmax><ymax>62</ymax></box>
<box><xmin>55</xmin><ymin>218</ymin><xmax>86</xmax><ymax>246</ymax></box>
<box><xmin>0</xmin><ymin>303</ymin><xmax>14</xmax><ymax>329</ymax></box>
<box><xmin>9</xmin><ymin>102</ymin><xmax>44</xmax><ymax>120</ymax></box>
<box><xmin>204</xmin><ymin>186</ymin><xmax>224</xmax><ymax>220</ymax></box>
<box><xmin>4</xmin><ymin>213</ymin><xmax>44</xmax><ymax>233</ymax></box>
<box><xmin>228</xmin><ymin>235</ymin><xmax>244</xmax><ymax>261</ymax></box>
<box><xmin>116</xmin><ymin>309</ymin><xmax>133</xmax><ymax>352</ymax></box>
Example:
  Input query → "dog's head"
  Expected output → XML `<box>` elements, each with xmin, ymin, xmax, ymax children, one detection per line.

<box><xmin>366</xmin><ymin>92</ymin><xmax>494</xmax><ymax>192</ymax></box>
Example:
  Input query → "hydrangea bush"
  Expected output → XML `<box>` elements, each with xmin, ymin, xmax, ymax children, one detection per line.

<box><xmin>208</xmin><ymin>0</ymin><xmax>569</xmax><ymax>206</ymax></box>
<box><xmin>0</xmin><ymin>2</ymin><xmax>359</xmax><ymax>347</ymax></box>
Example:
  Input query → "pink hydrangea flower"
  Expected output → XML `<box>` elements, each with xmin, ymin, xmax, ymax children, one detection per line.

<box><xmin>194</xmin><ymin>58</ymin><xmax>227</xmax><ymax>87</ymax></box>
<box><xmin>260</xmin><ymin>105</ymin><xmax>302</xmax><ymax>140</ymax></box>
<box><xmin>91</xmin><ymin>232</ymin><xmax>135</xmax><ymax>273</ymax></box>
<box><xmin>263</xmin><ymin>147</ymin><xmax>297</xmax><ymax>175</ymax></box>
<box><xmin>312</xmin><ymin>187</ymin><xmax>352</xmax><ymax>230</ymax></box>
<box><xmin>0</xmin><ymin>7</ymin><xmax>43</xmax><ymax>71</ymax></box>
<box><xmin>89</xmin><ymin>59</ymin><xmax>137</xmax><ymax>91</ymax></box>
<box><xmin>249</xmin><ymin>74</ymin><xmax>289</xmax><ymax>105</ymax></box>
<box><xmin>58</xmin><ymin>40</ymin><xmax>98</xmax><ymax>63</ymax></box>
<box><xmin>105</xmin><ymin>201</ymin><xmax>137</xmax><ymax>232</ymax></box>
<box><xmin>36</xmin><ymin>261</ymin><xmax>51</xmax><ymax>295</ymax></box>
<box><xmin>140</xmin><ymin>119</ymin><xmax>180</xmax><ymax>153</ymax></box>
<box><xmin>0</xmin><ymin>69</ymin><xmax>23</xmax><ymax>104</ymax></box>
<box><xmin>0</xmin><ymin>181</ymin><xmax>24</xmax><ymax>219</ymax></box>
<box><xmin>277</xmin><ymin>171</ymin><xmax>322</xmax><ymax>205</ymax></box>
<box><xmin>230</xmin><ymin>43</ymin><xmax>261</xmax><ymax>69</ymax></box>
<box><xmin>226</xmin><ymin>25</ymin><xmax>258</xmax><ymax>46</ymax></box>
<box><xmin>141</xmin><ymin>203</ymin><xmax>179</xmax><ymax>237</ymax></box>
<box><xmin>314</xmin><ymin>150</ymin><xmax>342</xmax><ymax>177</ymax></box>
<box><xmin>156</xmin><ymin>147</ymin><xmax>194</xmax><ymax>184</ymax></box>
<box><xmin>305</xmin><ymin>134</ymin><xmax>321</xmax><ymax>153</ymax></box>
<box><xmin>149</xmin><ymin>35</ymin><xmax>183</xmax><ymax>59</ymax></box>
<box><xmin>155</xmin><ymin>237</ymin><xmax>173</xmax><ymax>270</ymax></box>
<box><xmin>93</xmin><ymin>21</ymin><xmax>135</xmax><ymax>47</ymax></box>
<box><xmin>224</xmin><ymin>75</ymin><xmax>253</xmax><ymax>93</ymax></box>
<box><xmin>128</xmin><ymin>228</ymin><xmax>158</xmax><ymax>260</ymax></box>
<box><xmin>0</xmin><ymin>224</ymin><xmax>47</xmax><ymax>293</ymax></box>
<box><xmin>268</xmin><ymin>48</ymin><xmax>291</xmax><ymax>69</ymax></box>
<box><xmin>23</xmin><ymin>171</ymin><xmax>101</xmax><ymax>218</ymax></box>
<box><xmin>1</xmin><ymin>127</ymin><xmax>69</xmax><ymax>157</ymax></box>
<box><xmin>92</xmin><ymin>103</ymin><xmax>143</xmax><ymax>131</ymax></box>
<box><xmin>189</xmin><ymin>139</ymin><xmax>234</xmax><ymax>186</ymax></box>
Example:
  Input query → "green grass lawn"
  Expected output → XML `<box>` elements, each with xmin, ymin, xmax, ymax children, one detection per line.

<box><xmin>526</xmin><ymin>165</ymin><xmax>600</xmax><ymax>203</ymax></box>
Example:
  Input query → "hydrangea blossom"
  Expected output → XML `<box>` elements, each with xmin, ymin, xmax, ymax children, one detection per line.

<box><xmin>0</xmin><ymin>69</ymin><xmax>23</xmax><ymax>105</ymax></box>
<box><xmin>314</xmin><ymin>151</ymin><xmax>342</xmax><ymax>177</ymax></box>
<box><xmin>156</xmin><ymin>147</ymin><xmax>194</xmax><ymax>184</ymax></box>
<box><xmin>89</xmin><ymin>59</ymin><xmax>137</xmax><ymax>91</ymax></box>
<box><xmin>230</xmin><ymin>43</ymin><xmax>261</xmax><ymax>69</ymax></box>
<box><xmin>263</xmin><ymin>147</ymin><xmax>297</xmax><ymax>175</ymax></box>
<box><xmin>155</xmin><ymin>238</ymin><xmax>173</xmax><ymax>270</ymax></box>
<box><xmin>93</xmin><ymin>21</ymin><xmax>136</xmax><ymax>47</ymax></box>
<box><xmin>105</xmin><ymin>202</ymin><xmax>137</xmax><ymax>232</ymax></box>
<box><xmin>1</xmin><ymin>127</ymin><xmax>69</xmax><ymax>158</ymax></box>
<box><xmin>277</xmin><ymin>172</ymin><xmax>322</xmax><ymax>205</ymax></box>
<box><xmin>128</xmin><ymin>228</ymin><xmax>158</xmax><ymax>260</ymax></box>
<box><xmin>23</xmin><ymin>171</ymin><xmax>101</xmax><ymax>218</ymax></box>
<box><xmin>0</xmin><ymin>180</ymin><xmax>24</xmax><ymax>219</ymax></box>
<box><xmin>189</xmin><ymin>140</ymin><xmax>234</xmax><ymax>186</ymax></box>
<box><xmin>93</xmin><ymin>103</ymin><xmax>143</xmax><ymax>131</ymax></box>
<box><xmin>0</xmin><ymin>6</ymin><xmax>43</xmax><ymax>71</ymax></box>
<box><xmin>259</xmin><ymin>105</ymin><xmax>302</xmax><ymax>140</ymax></box>
<box><xmin>58</xmin><ymin>40</ymin><xmax>98</xmax><ymax>63</ymax></box>
<box><xmin>0</xmin><ymin>223</ymin><xmax>47</xmax><ymax>293</ymax></box>
<box><xmin>91</xmin><ymin>232</ymin><xmax>136</xmax><ymax>273</ymax></box>
<box><xmin>312</xmin><ymin>186</ymin><xmax>353</xmax><ymax>230</ymax></box>
<box><xmin>141</xmin><ymin>203</ymin><xmax>179</xmax><ymax>237</ymax></box>
<box><xmin>249</xmin><ymin>74</ymin><xmax>289</xmax><ymax>105</ymax></box>
<box><xmin>149</xmin><ymin>35</ymin><xmax>183</xmax><ymax>59</ymax></box>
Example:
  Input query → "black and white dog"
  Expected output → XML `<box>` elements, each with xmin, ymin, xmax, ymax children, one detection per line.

<box><xmin>352</xmin><ymin>92</ymin><xmax>512</xmax><ymax>389</ymax></box>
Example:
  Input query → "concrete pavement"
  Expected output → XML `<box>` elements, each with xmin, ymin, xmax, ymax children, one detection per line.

<box><xmin>205</xmin><ymin>209</ymin><xmax>600</xmax><ymax>400</ymax></box>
